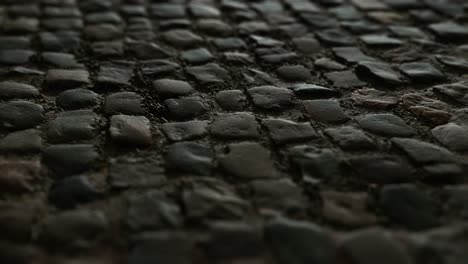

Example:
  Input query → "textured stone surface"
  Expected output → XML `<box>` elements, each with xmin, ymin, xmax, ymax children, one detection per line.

<box><xmin>2</xmin><ymin>0</ymin><xmax>468</xmax><ymax>262</ymax></box>
<box><xmin>304</xmin><ymin>99</ymin><xmax>349</xmax><ymax>123</ymax></box>
<box><xmin>166</xmin><ymin>142</ymin><xmax>215</xmax><ymax>176</ymax></box>
<box><xmin>211</xmin><ymin>112</ymin><xmax>259</xmax><ymax>139</ymax></box>
<box><xmin>356</xmin><ymin>114</ymin><xmax>415</xmax><ymax>137</ymax></box>
<box><xmin>220</xmin><ymin>142</ymin><xmax>279</xmax><ymax>179</ymax></box>
<box><xmin>109</xmin><ymin>115</ymin><xmax>152</xmax><ymax>147</ymax></box>
<box><xmin>0</xmin><ymin>101</ymin><xmax>44</xmax><ymax>130</ymax></box>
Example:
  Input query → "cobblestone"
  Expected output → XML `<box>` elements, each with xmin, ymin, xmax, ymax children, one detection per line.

<box><xmin>1</xmin><ymin>0</ymin><xmax>468</xmax><ymax>262</ymax></box>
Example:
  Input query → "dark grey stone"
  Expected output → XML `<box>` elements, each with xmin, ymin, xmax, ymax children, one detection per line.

<box><xmin>166</xmin><ymin>142</ymin><xmax>214</xmax><ymax>176</ymax></box>
<box><xmin>0</xmin><ymin>101</ymin><xmax>44</xmax><ymax>130</ymax></box>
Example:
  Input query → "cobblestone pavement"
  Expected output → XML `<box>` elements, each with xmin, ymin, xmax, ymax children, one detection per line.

<box><xmin>1</xmin><ymin>0</ymin><xmax>468</xmax><ymax>263</ymax></box>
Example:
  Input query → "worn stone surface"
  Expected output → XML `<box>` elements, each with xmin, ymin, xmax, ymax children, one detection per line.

<box><xmin>0</xmin><ymin>101</ymin><xmax>44</xmax><ymax>130</ymax></box>
<box><xmin>325</xmin><ymin>126</ymin><xmax>375</xmax><ymax>150</ymax></box>
<box><xmin>349</xmin><ymin>155</ymin><xmax>414</xmax><ymax>184</ymax></box>
<box><xmin>2</xmin><ymin>0</ymin><xmax>468</xmax><ymax>262</ymax></box>
<box><xmin>211</xmin><ymin>112</ymin><xmax>259</xmax><ymax>139</ymax></box>
<box><xmin>322</xmin><ymin>191</ymin><xmax>377</xmax><ymax>227</ymax></box>
<box><xmin>166</xmin><ymin>142</ymin><xmax>215</xmax><ymax>176</ymax></box>
<box><xmin>109</xmin><ymin>115</ymin><xmax>152</xmax><ymax>147</ymax></box>
<box><xmin>248</xmin><ymin>86</ymin><xmax>294</xmax><ymax>110</ymax></box>
<box><xmin>356</xmin><ymin>114</ymin><xmax>415</xmax><ymax>137</ymax></box>
<box><xmin>47</xmin><ymin>110</ymin><xmax>98</xmax><ymax>143</ymax></box>
<box><xmin>220</xmin><ymin>142</ymin><xmax>279</xmax><ymax>179</ymax></box>
<box><xmin>0</xmin><ymin>82</ymin><xmax>39</xmax><ymax>99</ymax></box>
<box><xmin>380</xmin><ymin>184</ymin><xmax>438</xmax><ymax>230</ymax></box>
<box><xmin>162</xmin><ymin>120</ymin><xmax>209</xmax><ymax>142</ymax></box>
<box><xmin>152</xmin><ymin>79</ymin><xmax>194</xmax><ymax>99</ymax></box>
<box><xmin>304</xmin><ymin>99</ymin><xmax>349</xmax><ymax>123</ymax></box>
<box><xmin>262</xmin><ymin>118</ymin><xmax>318</xmax><ymax>145</ymax></box>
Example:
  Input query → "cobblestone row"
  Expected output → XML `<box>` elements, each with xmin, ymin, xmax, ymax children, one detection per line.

<box><xmin>1</xmin><ymin>0</ymin><xmax>468</xmax><ymax>263</ymax></box>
